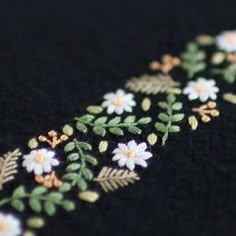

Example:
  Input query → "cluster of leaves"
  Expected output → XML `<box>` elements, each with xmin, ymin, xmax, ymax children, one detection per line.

<box><xmin>75</xmin><ymin>115</ymin><xmax>152</xmax><ymax>137</ymax></box>
<box><xmin>0</xmin><ymin>149</ymin><xmax>21</xmax><ymax>190</ymax></box>
<box><xmin>181</xmin><ymin>43</ymin><xmax>206</xmax><ymax>78</ymax></box>
<box><xmin>0</xmin><ymin>185</ymin><xmax>75</xmax><ymax>216</ymax></box>
<box><xmin>62</xmin><ymin>139</ymin><xmax>98</xmax><ymax>191</ymax></box>
<box><xmin>155</xmin><ymin>94</ymin><xmax>185</xmax><ymax>146</ymax></box>
<box><xmin>212</xmin><ymin>64</ymin><xmax>236</xmax><ymax>83</ymax></box>
<box><xmin>94</xmin><ymin>166</ymin><xmax>140</xmax><ymax>193</ymax></box>
<box><xmin>125</xmin><ymin>73</ymin><xmax>181</xmax><ymax>95</ymax></box>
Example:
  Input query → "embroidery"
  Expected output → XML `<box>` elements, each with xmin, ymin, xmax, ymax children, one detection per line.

<box><xmin>0</xmin><ymin>149</ymin><xmax>21</xmax><ymax>190</ymax></box>
<box><xmin>94</xmin><ymin>167</ymin><xmax>140</xmax><ymax>193</ymax></box>
<box><xmin>2</xmin><ymin>30</ymin><xmax>235</xmax><ymax>235</ymax></box>
<box><xmin>155</xmin><ymin>94</ymin><xmax>184</xmax><ymax>146</ymax></box>
<box><xmin>125</xmin><ymin>74</ymin><xmax>181</xmax><ymax>95</ymax></box>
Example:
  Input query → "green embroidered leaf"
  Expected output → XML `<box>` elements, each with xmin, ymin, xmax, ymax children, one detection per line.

<box><xmin>11</xmin><ymin>200</ymin><xmax>25</xmax><ymax>212</ymax></box>
<box><xmin>0</xmin><ymin>149</ymin><xmax>21</xmax><ymax>191</ymax></box>
<box><xmin>66</xmin><ymin>153</ymin><xmax>80</xmax><ymax>162</ymax></box>
<box><xmin>78</xmin><ymin>114</ymin><xmax>95</xmax><ymax>123</ymax></box>
<box><xmin>109</xmin><ymin>127</ymin><xmax>124</xmax><ymax>136</ymax></box>
<box><xmin>154</xmin><ymin>122</ymin><xmax>167</xmax><ymax>133</ymax></box>
<box><xmin>94</xmin><ymin>117</ymin><xmax>108</xmax><ymax>125</ymax></box>
<box><xmin>155</xmin><ymin>94</ymin><xmax>185</xmax><ymax>145</ymax></box>
<box><xmin>61</xmin><ymin>200</ymin><xmax>76</xmax><ymax>211</ymax></box>
<box><xmin>108</xmin><ymin>117</ymin><xmax>121</xmax><ymax>125</ymax></box>
<box><xmin>137</xmin><ymin>117</ymin><xmax>152</xmax><ymax>125</ymax></box>
<box><xmin>31</xmin><ymin>187</ymin><xmax>47</xmax><ymax>196</ymax></box>
<box><xmin>128</xmin><ymin>126</ymin><xmax>142</xmax><ymax>135</ymax></box>
<box><xmin>76</xmin><ymin>122</ymin><xmax>88</xmax><ymax>133</ymax></box>
<box><xmin>124</xmin><ymin>115</ymin><xmax>136</xmax><ymax>123</ymax></box>
<box><xmin>78</xmin><ymin>178</ymin><xmax>88</xmax><ymax>191</ymax></box>
<box><xmin>59</xmin><ymin>183</ymin><xmax>72</xmax><ymax>193</ymax></box>
<box><xmin>93</xmin><ymin>126</ymin><xmax>106</xmax><ymax>136</ymax></box>
<box><xmin>64</xmin><ymin>142</ymin><xmax>76</xmax><ymax>152</ymax></box>
<box><xmin>13</xmin><ymin>186</ymin><xmax>26</xmax><ymax>198</ymax></box>
<box><xmin>172</xmin><ymin>102</ymin><xmax>183</xmax><ymax>110</ymax></box>
<box><xmin>77</xmin><ymin>142</ymin><xmax>92</xmax><ymax>151</ymax></box>
<box><xmin>29</xmin><ymin>199</ymin><xmax>42</xmax><ymax>213</ymax></box>
<box><xmin>44</xmin><ymin>202</ymin><xmax>56</xmax><ymax>216</ymax></box>
<box><xmin>65</xmin><ymin>163</ymin><xmax>81</xmax><ymax>172</ymax></box>
<box><xmin>212</xmin><ymin>64</ymin><xmax>236</xmax><ymax>83</ymax></box>
<box><xmin>181</xmin><ymin>43</ymin><xmax>206</xmax><ymax>78</ymax></box>
<box><xmin>171</xmin><ymin>114</ymin><xmax>185</xmax><ymax>122</ymax></box>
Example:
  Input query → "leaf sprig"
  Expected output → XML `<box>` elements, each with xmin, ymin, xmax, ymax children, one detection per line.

<box><xmin>62</xmin><ymin>139</ymin><xmax>98</xmax><ymax>191</ymax></box>
<box><xmin>94</xmin><ymin>167</ymin><xmax>140</xmax><ymax>193</ymax></box>
<box><xmin>0</xmin><ymin>149</ymin><xmax>21</xmax><ymax>191</ymax></box>
<box><xmin>125</xmin><ymin>74</ymin><xmax>181</xmax><ymax>95</ymax></box>
<box><xmin>75</xmin><ymin>115</ymin><xmax>152</xmax><ymax>136</ymax></box>
<box><xmin>181</xmin><ymin>43</ymin><xmax>206</xmax><ymax>78</ymax></box>
<box><xmin>155</xmin><ymin>94</ymin><xmax>184</xmax><ymax>146</ymax></box>
<box><xmin>212</xmin><ymin>64</ymin><xmax>236</xmax><ymax>83</ymax></box>
<box><xmin>0</xmin><ymin>185</ymin><xmax>75</xmax><ymax>216</ymax></box>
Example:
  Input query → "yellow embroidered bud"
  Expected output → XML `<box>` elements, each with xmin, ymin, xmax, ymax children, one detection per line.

<box><xmin>141</xmin><ymin>97</ymin><xmax>151</xmax><ymax>112</ymax></box>
<box><xmin>223</xmin><ymin>93</ymin><xmax>236</xmax><ymax>104</ymax></box>
<box><xmin>196</xmin><ymin>35</ymin><xmax>214</xmax><ymax>46</ymax></box>
<box><xmin>211</xmin><ymin>52</ymin><xmax>225</xmax><ymax>65</ymax></box>
<box><xmin>86</xmin><ymin>106</ymin><xmax>103</xmax><ymax>114</ymax></box>
<box><xmin>27</xmin><ymin>217</ymin><xmax>45</xmax><ymax>229</ymax></box>
<box><xmin>78</xmin><ymin>191</ymin><xmax>100</xmax><ymax>203</ymax></box>
<box><xmin>188</xmin><ymin>116</ymin><xmax>198</xmax><ymax>130</ymax></box>
<box><xmin>147</xmin><ymin>133</ymin><xmax>158</xmax><ymax>146</ymax></box>
<box><xmin>28</xmin><ymin>138</ymin><xmax>39</xmax><ymax>149</ymax></box>
<box><xmin>98</xmin><ymin>141</ymin><xmax>108</xmax><ymax>153</ymax></box>
<box><xmin>23</xmin><ymin>230</ymin><xmax>35</xmax><ymax>236</ymax></box>
<box><xmin>62</xmin><ymin>125</ymin><xmax>74</xmax><ymax>136</ymax></box>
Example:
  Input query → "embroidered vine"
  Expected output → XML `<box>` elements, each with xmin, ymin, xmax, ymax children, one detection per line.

<box><xmin>1</xmin><ymin>30</ymin><xmax>235</xmax><ymax>235</ymax></box>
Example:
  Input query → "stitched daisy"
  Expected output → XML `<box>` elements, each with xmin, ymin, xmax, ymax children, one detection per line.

<box><xmin>0</xmin><ymin>213</ymin><xmax>21</xmax><ymax>236</ymax></box>
<box><xmin>23</xmin><ymin>149</ymin><xmax>59</xmax><ymax>175</ymax></box>
<box><xmin>102</xmin><ymin>89</ymin><xmax>136</xmax><ymax>115</ymax></box>
<box><xmin>216</xmin><ymin>31</ymin><xmax>236</xmax><ymax>52</ymax></box>
<box><xmin>183</xmin><ymin>78</ymin><xmax>219</xmax><ymax>102</ymax></box>
<box><xmin>112</xmin><ymin>140</ymin><xmax>153</xmax><ymax>170</ymax></box>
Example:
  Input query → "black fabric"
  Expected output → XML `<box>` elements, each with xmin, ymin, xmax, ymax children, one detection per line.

<box><xmin>0</xmin><ymin>0</ymin><xmax>236</xmax><ymax>236</ymax></box>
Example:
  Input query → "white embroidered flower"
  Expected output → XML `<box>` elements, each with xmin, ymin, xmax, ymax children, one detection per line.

<box><xmin>183</xmin><ymin>78</ymin><xmax>219</xmax><ymax>102</ymax></box>
<box><xmin>102</xmin><ymin>89</ymin><xmax>136</xmax><ymax>115</ymax></box>
<box><xmin>216</xmin><ymin>31</ymin><xmax>236</xmax><ymax>52</ymax></box>
<box><xmin>23</xmin><ymin>149</ymin><xmax>59</xmax><ymax>175</ymax></box>
<box><xmin>0</xmin><ymin>213</ymin><xmax>21</xmax><ymax>236</ymax></box>
<box><xmin>112</xmin><ymin>140</ymin><xmax>153</xmax><ymax>171</ymax></box>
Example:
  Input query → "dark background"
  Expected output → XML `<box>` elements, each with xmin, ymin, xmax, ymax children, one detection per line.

<box><xmin>0</xmin><ymin>0</ymin><xmax>236</xmax><ymax>235</ymax></box>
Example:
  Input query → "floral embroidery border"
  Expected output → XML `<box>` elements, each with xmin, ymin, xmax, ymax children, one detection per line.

<box><xmin>0</xmin><ymin>30</ymin><xmax>236</xmax><ymax>236</ymax></box>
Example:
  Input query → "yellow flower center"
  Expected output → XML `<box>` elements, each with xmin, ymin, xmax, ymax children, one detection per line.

<box><xmin>34</xmin><ymin>154</ymin><xmax>45</xmax><ymax>163</ymax></box>
<box><xmin>0</xmin><ymin>220</ymin><xmax>8</xmax><ymax>231</ymax></box>
<box><xmin>126</xmin><ymin>150</ymin><xmax>136</xmax><ymax>158</ymax></box>
<box><xmin>195</xmin><ymin>84</ymin><xmax>206</xmax><ymax>94</ymax></box>
<box><xmin>226</xmin><ymin>35</ymin><xmax>236</xmax><ymax>44</ymax></box>
<box><xmin>112</xmin><ymin>97</ymin><xmax>123</xmax><ymax>106</ymax></box>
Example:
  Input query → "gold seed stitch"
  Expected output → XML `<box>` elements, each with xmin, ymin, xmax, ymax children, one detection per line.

<box><xmin>223</xmin><ymin>93</ymin><xmax>236</xmax><ymax>104</ymax></box>
<box><xmin>28</xmin><ymin>138</ymin><xmax>39</xmax><ymax>149</ymax></box>
<box><xmin>78</xmin><ymin>191</ymin><xmax>100</xmax><ymax>203</ymax></box>
<box><xmin>141</xmin><ymin>97</ymin><xmax>151</xmax><ymax>112</ymax></box>
<box><xmin>147</xmin><ymin>133</ymin><xmax>158</xmax><ymax>145</ymax></box>
<box><xmin>98</xmin><ymin>141</ymin><xmax>108</xmax><ymax>153</ymax></box>
<box><xmin>86</xmin><ymin>106</ymin><xmax>103</xmax><ymax>114</ymax></box>
<box><xmin>188</xmin><ymin>116</ymin><xmax>198</xmax><ymax>130</ymax></box>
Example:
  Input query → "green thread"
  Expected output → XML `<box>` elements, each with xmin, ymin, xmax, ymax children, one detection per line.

<box><xmin>155</xmin><ymin>94</ymin><xmax>184</xmax><ymax>146</ymax></box>
<box><xmin>212</xmin><ymin>64</ymin><xmax>236</xmax><ymax>83</ymax></box>
<box><xmin>181</xmin><ymin>43</ymin><xmax>206</xmax><ymax>78</ymax></box>
<box><xmin>0</xmin><ymin>186</ymin><xmax>75</xmax><ymax>216</ymax></box>
<box><xmin>62</xmin><ymin>139</ymin><xmax>98</xmax><ymax>191</ymax></box>
<box><xmin>75</xmin><ymin>115</ymin><xmax>152</xmax><ymax>136</ymax></box>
